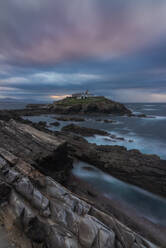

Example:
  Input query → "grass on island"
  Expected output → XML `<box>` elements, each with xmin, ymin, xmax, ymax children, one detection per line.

<box><xmin>54</xmin><ymin>96</ymin><xmax>108</xmax><ymax>106</ymax></box>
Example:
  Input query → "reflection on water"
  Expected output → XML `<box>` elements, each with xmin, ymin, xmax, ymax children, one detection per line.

<box><xmin>73</xmin><ymin>161</ymin><xmax>166</xmax><ymax>226</ymax></box>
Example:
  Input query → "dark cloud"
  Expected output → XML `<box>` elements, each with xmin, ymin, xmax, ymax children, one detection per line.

<box><xmin>0</xmin><ymin>0</ymin><xmax>166</xmax><ymax>101</ymax></box>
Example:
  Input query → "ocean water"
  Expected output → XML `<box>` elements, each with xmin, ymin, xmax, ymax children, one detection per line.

<box><xmin>23</xmin><ymin>102</ymin><xmax>166</xmax><ymax>159</ymax></box>
<box><xmin>0</xmin><ymin>101</ymin><xmax>28</xmax><ymax>110</ymax></box>
<box><xmin>85</xmin><ymin>103</ymin><xmax>166</xmax><ymax>159</ymax></box>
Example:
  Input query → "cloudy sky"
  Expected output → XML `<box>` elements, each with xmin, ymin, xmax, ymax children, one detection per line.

<box><xmin>0</xmin><ymin>0</ymin><xmax>166</xmax><ymax>102</ymax></box>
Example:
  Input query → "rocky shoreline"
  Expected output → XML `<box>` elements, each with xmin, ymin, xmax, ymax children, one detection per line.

<box><xmin>62</xmin><ymin>133</ymin><xmax>166</xmax><ymax>198</ymax></box>
<box><xmin>0</xmin><ymin>102</ymin><xmax>165</xmax><ymax>247</ymax></box>
<box><xmin>0</xmin><ymin>119</ymin><xmax>163</xmax><ymax>248</ymax></box>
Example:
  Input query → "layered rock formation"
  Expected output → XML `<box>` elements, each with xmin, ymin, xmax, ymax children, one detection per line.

<box><xmin>0</xmin><ymin>137</ymin><xmax>158</xmax><ymax>248</ymax></box>
<box><xmin>0</xmin><ymin>119</ymin><xmax>72</xmax><ymax>184</ymax></box>
<box><xmin>0</xmin><ymin>120</ymin><xmax>165</xmax><ymax>247</ymax></box>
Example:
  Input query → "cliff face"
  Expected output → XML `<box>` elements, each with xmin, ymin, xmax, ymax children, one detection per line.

<box><xmin>51</xmin><ymin>96</ymin><xmax>131</xmax><ymax>115</ymax></box>
<box><xmin>0</xmin><ymin>120</ymin><xmax>161</xmax><ymax>248</ymax></box>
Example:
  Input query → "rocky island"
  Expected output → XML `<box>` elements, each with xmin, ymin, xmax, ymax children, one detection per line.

<box><xmin>50</xmin><ymin>96</ymin><xmax>132</xmax><ymax>115</ymax></box>
<box><xmin>24</xmin><ymin>95</ymin><xmax>132</xmax><ymax>116</ymax></box>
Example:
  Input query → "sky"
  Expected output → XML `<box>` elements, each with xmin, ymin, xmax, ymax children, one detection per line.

<box><xmin>0</xmin><ymin>0</ymin><xmax>166</xmax><ymax>102</ymax></box>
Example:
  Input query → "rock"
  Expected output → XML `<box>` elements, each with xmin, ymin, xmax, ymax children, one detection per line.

<box><xmin>96</xmin><ymin>119</ymin><xmax>116</xmax><ymax>123</ymax></box>
<box><xmin>0</xmin><ymin>119</ymin><xmax>72</xmax><ymax>184</ymax></box>
<box><xmin>104</xmin><ymin>119</ymin><xmax>115</xmax><ymax>123</ymax></box>
<box><xmin>55</xmin><ymin>116</ymin><xmax>85</xmax><ymax>122</ymax></box>
<box><xmin>110</xmin><ymin>134</ymin><xmax>116</xmax><ymax>139</ymax></box>
<box><xmin>25</xmin><ymin>217</ymin><xmax>47</xmax><ymax>243</ymax></box>
<box><xmin>50</xmin><ymin>121</ymin><xmax>60</xmax><ymax>126</ymax></box>
<box><xmin>4</xmin><ymin>168</ymin><xmax>20</xmax><ymax>184</ymax></box>
<box><xmin>116</xmin><ymin>137</ymin><xmax>125</xmax><ymax>141</ymax></box>
<box><xmin>128</xmin><ymin>113</ymin><xmax>154</xmax><ymax>119</ymax></box>
<box><xmin>0</xmin><ymin>110</ymin><xmax>22</xmax><ymax>122</ymax></box>
<box><xmin>37</xmin><ymin>121</ymin><xmax>47</xmax><ymax>127</ymax></box>
<box><xmin>137</xmin><ymin>114</ymin><xmax>147</xmax><ymax>118</ymax></box>
<box><xmin>104</xmin><ymin>138</ymin><xmax>116</xmax><ymax>143</ymax></box>
<box><xmin>116</xmin><ymin>241</ymin><xmax>123</xmax><ymax>248</ymax></box>
<box><xmin>61</xmin><ymin>124</ymin><xmax>109</xmax><ymax>137</ymax></box>
<box><xmin>78</xmin><ymin>215</ymin><xmax>115</xmax><ymax>247</ymax></box>
<box><xmin>14</xmin><ymin>177</ymin><xmax>33</xmax><ymax>199</ymax></box>
<box><xmin>0</xmin><ymin>180</ymin><xmax>11</xmax><ymax>203</ymax></box>
<box><xmin>136</xmin><ymin>114</ymin><xmax>155</xmax><ymax>119</ymax></box>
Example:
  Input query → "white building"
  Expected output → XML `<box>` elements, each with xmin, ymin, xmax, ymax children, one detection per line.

<box><xmin>72</xmin><ymin>90</ymin><xmax>93</xmax><ymax>99</ymax></box>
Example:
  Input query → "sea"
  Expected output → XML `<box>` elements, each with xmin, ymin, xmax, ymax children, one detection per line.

<box><xmin>1</xmin><ymin>101</ymin><xmax>166</xmax><ymax>227</ymax></box>
<box><xmin>19</xmin><ymin>102</ymin><xmax>166</xmax><ymax>160</ymax></box>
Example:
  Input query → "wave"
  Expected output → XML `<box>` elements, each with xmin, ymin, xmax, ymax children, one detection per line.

<box><xmin>143</xmin><ymin>104</ymin><xmax>157</xmax><ymax>107</ymax></box>
<box><xmin>143</xmin><ymin>108</ymin><xmax>156</xmax><ymax>111</ymax></box>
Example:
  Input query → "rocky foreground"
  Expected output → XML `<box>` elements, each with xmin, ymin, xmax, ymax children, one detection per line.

<box><xmin>0</xmin><ymin>119</ymin><xmax>165</xmax><ymax>247</ymax></box>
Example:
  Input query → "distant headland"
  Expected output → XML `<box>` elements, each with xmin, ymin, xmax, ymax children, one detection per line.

<box><xmin>49</xmin><ymin>91</ymin><xmax>132</xmax><ymax>115</ymax></box>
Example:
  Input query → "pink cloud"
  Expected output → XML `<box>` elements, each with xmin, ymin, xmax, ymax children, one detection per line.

<box><xmin>0</xmin><ymin>0</ymin><xmax>166</xmax><ymax>66</ymax></box>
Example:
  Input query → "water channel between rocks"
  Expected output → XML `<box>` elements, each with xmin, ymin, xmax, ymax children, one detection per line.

<box><xmin>72</xmin><ymin>161</ymin><xmax>166</xmax><ymax>227</ymax></box>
